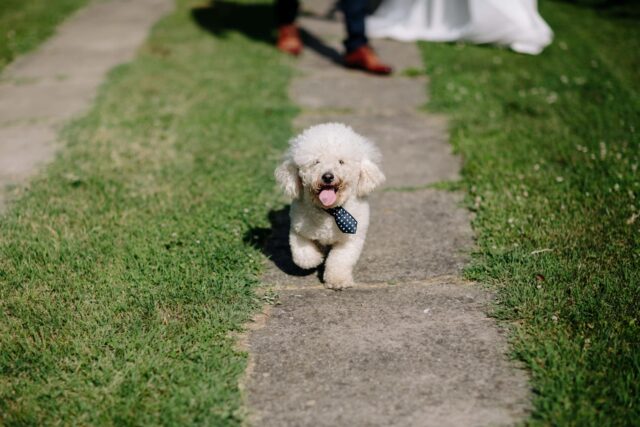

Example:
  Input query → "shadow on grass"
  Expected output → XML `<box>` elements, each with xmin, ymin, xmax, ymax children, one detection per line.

<box><xmin>191</xmin><ymin>1</ymin><xmax>343</xmax><ymax>65</ymax></box>
<box><xmin>553</xmin><ymin>0</ymin><xmax>640</xmax><ymax>19</ymax></box>
<box><xmin>191</xmin><ymin>1</ymin><xmax>275</xmax><ymax>45</ymax></box>
<box><xmin>244</xmin><ymin>206</ymin><xmax>324</xmax><ymax>279</ymax></box>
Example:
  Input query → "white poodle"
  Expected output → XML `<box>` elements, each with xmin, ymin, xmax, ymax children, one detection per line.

<box><xmin>275</xmin><ymin>123</ymin><xmax>385</xmax><ymax>289</ymax></box>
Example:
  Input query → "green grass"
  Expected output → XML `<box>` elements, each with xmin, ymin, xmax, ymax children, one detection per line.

<box><xmin>0</xmin><ymin>0</ymin><xmax>88</xmax><ymax>71</ymax></box>
<box><xmin>0</xmin><ymin>0</ymin><xmax>295</xmax><ymax>424</ymax></box>
<box><xmin>419</xmin><ymin>0</ymin><xmax>639</xmax><ymax>424</ymax></box>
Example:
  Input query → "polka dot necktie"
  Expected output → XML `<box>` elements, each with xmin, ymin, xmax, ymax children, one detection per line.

<box><xmin>326</xmin><ymin>207</ymin><xmax>358</xmax><ymax>234</ymax></box>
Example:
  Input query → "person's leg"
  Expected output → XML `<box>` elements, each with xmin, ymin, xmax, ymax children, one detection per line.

<box><xmin>275</xmin><ymin>0</ymin><xmax>303</xmax><ymax>55</ymax></box>
<box><xmin>275</xmin><ymin>0</ymin><xmax>299</xmax><ymax>26</ymax></box>
<box><xmin>341</xmin><ymin>0</ymin><xmax>392</xmax><ymax>75</ymax></box>
<box><xmin>339</xmin><ymin>0</ymin><xmax>368</xmax><ymax>53</ymax></box>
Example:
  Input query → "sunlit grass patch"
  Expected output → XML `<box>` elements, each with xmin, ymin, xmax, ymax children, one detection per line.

<box><xmin>0</xmin><ymin>0</ymin><xmax>295</xmax><ymax>424</ymax></box>
<box><xmin>419</xmin><ymin>0</ymin><xmax>639</xmax><ymax>424</ymax></box>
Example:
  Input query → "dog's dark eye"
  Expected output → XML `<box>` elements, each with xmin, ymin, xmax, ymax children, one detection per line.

<box><xmin>314</xmin><ymin>160</ymin><xmax>320</xmax><ymax>165</ymax></box>
<box><xmin>339</xmin><ymin>160</ymin><xmax>344</xmax><ymax>165</ymax></box>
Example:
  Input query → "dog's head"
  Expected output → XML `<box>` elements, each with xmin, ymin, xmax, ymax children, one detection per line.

<box><xmin>275</xmin><ymin>123</ymin><xmax>385</xmax><ymax>209</ymax></box>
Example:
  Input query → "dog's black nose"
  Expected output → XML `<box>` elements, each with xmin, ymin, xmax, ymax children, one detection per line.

<box><xmin>322</xmin><ymin>172</ymin><xmax>334</xmax><ymax>184</ymax></box>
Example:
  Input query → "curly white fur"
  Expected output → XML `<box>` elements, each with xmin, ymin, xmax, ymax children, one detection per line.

<box><xmin>275</xmin><ymin>123</ymin><xmax>385</xmax><ymax>289</ymax></box>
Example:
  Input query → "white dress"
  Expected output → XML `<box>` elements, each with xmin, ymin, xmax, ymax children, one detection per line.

<box><xmin>366</xmin><ymin>0</ymin><xmax>553</xmax><ymax>55</ymax></box>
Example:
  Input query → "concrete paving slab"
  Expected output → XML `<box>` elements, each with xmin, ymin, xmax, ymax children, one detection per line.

<box><xmin>298</xmin><ymin>16</ymin><xmax>343</xmax><ymax>39</ymax></box>
<box><xmin>290</xmin><ymin>72</ymin><xmax>426</xmax><ymax>111</ymax></box>
<box><xmin>0</xmin><ymin>125</ymin><xmax>59</xmax><ymax>178</ymax></box>
<box><xmin>246</xmin><ymin>281</ymin><xmax>530</xmax><ymax>427</ymax></box>
<box><xmin>292</xmin><ymin>14</ymin><xmax>428</xmax><ymax>112</ymax></box>
<box><xmin>0</xmin><ymin>0</ymin><xmax>173</xmax><ymax>210</ymax></box>
<box><xmin>300</xmin><ymin>0</ymin><xmax>339</xmax><ymax>17</ymax></box>
<box><xmin>0</xmin><ymin>125</ymin><xmax>58</xmax><ymax>210</ymax></box>
<box><xmin>361</xmin><ymin>190</ymin><xmax>473</xmax><ymax>282</ymax></box>
<box><xmin>0</xmin><ymin>79</ymin><xmax>98</xmax><ymax>124</ymax></box>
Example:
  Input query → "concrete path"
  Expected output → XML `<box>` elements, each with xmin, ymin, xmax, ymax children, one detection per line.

<box><xmin>0</xmin><ymin>0</ymin><xmax>173</xmax><ymax>211</ymax></box>
<box><xmin>244</xmin><ymin>2</ymin><xmax>530</xmax><ymax>426</ymax></box>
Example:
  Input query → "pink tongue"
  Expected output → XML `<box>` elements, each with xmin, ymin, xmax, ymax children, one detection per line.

<box><xmin>319</xmin><ymin>189</ymin><xmax>337</xmax><ymax>206</ymax></box>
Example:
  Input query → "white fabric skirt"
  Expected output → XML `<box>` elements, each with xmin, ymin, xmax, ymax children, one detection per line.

<box><xmin>366</xmin><ymin>0</ymin><xmax>553</xmax><ymax>55</ymax></box>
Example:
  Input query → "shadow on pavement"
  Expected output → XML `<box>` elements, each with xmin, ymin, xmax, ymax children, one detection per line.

<box><xmin>299</xmin><ymin>27</ymin><xmax>343</xmax><ymax>65</ymax></box>
<box><xmin>244</xmin><ymin>206</ymin><xmax>324</xmax><ymax>280</ymax></box>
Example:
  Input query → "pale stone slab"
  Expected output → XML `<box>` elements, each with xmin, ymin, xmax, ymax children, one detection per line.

<box><xmin>246</xmin><ymin>281</ymin><xmax>530</xmax><ymax>427</ymax></box>
<box><xmin>290</xmin><ymin>72</ymin><xmax>426</xmax><ymax>111</ymax></box>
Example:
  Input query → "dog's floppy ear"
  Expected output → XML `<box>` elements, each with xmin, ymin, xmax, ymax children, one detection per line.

<box><xmin>275</xmin><ymin>159</ymin><xmax>301</xmax><ymax>199</ymax></box>
<box><xmin>357</xmin><ymin>159</ymin><xmax>385</xmax><ymax>196</ymax></box>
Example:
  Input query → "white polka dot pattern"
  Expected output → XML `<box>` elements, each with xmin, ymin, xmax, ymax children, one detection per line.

<box><xmin>326</xmin><ymin>207</ymin><xmax>358</xmax><ymax>234</ymax></box>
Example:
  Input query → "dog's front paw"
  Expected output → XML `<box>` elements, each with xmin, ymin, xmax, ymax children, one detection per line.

<box><xmin>291</xmin><ymin>243</ymin><xmax>324</xmax><ymax>270</ymax></box>
<box><xmin>324</xmin><ymin>281</ymin><xmax>352</xmax><ymax>290</ymax></box>
<box><xmin>323</xmin><ymin>271</ymin><xmax>354</xmax><ymax>290</ymax></box>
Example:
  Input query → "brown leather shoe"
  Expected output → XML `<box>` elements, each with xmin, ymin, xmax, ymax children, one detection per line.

<box><xmin>344</xmin><ymin>45</ymin><xmax>393</xmax><ymax>75</ymax></box>
<box><xmin>277</xmin><ymin>24</ymin><xmax>303</xmax><ymax>56</ymax></box>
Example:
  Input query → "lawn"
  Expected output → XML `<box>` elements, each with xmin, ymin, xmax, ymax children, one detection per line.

<box><xmin>2</xmin><ymin>0</ymin><xmax>638</xmax><ymax>425</ymax></box>
<box><xmin>0</xmin><ymin>0</ymin><xmax>295</xmax><ymax>424</ymax></box>
<box><xmin>0</xmin><ymin>0</ymin><xmax>88</xmax><ymax>71</ymax></box>
<box><xmin>418</xmin><ymin>0</ymin><xmax>639</xmax><ymax>424</ymax></box>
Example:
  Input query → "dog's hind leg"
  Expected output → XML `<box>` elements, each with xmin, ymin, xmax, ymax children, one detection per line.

<box><xmin>290</xmin><ymin>231</ymin><xmax>324</xmax><ymax>270</ymax></box>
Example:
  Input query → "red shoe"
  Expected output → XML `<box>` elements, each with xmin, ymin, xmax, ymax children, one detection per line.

<box><xmin>344</xmin><ymin>45</ymin><xmax>393</xmax><ymax>75</ymax></box>
<box><xmin>277</xmin><ymin>24</ymin><xmax>303</xmax><ymax>56</ymax></box>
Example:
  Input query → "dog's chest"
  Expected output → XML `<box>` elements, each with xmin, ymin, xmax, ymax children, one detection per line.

<box><xmin>290</xmin><ymin>204</ymin><xmax>343</xmax><ymax>245</ymax></box>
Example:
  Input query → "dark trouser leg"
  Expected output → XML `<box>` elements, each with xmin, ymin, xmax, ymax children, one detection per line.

<box><xmin>339</xmin><ymin>0</ymin><xmax>369</xmax><ymax>53</ymax></box>
<box><xmin>275</xmin><ymin>0</ymin><xmax>299</xmax><ymax>26</ymax></box>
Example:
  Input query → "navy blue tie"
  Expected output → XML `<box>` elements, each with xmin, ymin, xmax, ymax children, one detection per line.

<box><xmin>326</xmin><ymin>207</ymin><xmax>357</xmax><ymax>234</ymax></box>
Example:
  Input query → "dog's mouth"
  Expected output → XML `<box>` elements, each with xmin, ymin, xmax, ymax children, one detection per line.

<box><xmin>317</xmin><ymin>184</ymin><xmax>338</xmax><ymax>207</ymax></box>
